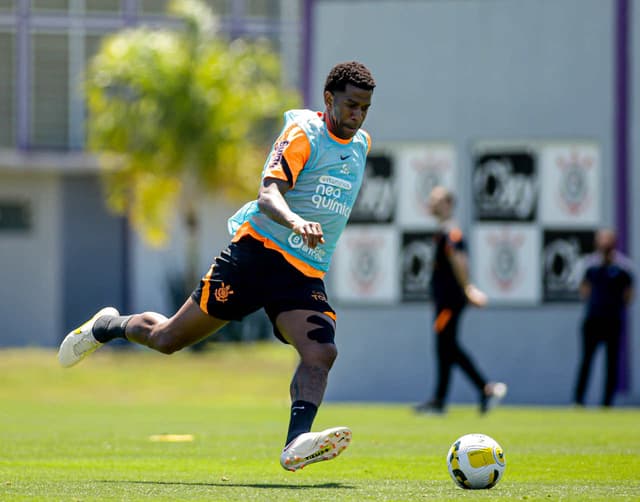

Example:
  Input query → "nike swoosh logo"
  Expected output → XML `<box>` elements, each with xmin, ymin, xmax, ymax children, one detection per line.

<box><xmin>340</xmin><ymin>155</ymin><xmax>351</xmax><ymax>160</ymax></box>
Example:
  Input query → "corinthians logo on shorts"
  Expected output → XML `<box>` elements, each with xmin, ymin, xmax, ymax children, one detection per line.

<box><xmin>214</xmin><ymin>282</ymin><xmax>234</xmax><ymax>303</ymax></box>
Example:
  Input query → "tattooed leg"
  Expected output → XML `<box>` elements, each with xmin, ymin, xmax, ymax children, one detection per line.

<box><xmin>290</xmin><ymin>362</ymin><xmax>329</xmax><ymax>405</ymax></box>
<box><xmin>276</xmin><ymin>309</ymin><xmax>338</xmax><ymax>406</ymax></box>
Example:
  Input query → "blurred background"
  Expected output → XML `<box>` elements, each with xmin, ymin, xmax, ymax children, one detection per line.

<box><xmin>0</xmin><ymin>0</ymin><xmax>638</xmax><ymax>407</ymax></box>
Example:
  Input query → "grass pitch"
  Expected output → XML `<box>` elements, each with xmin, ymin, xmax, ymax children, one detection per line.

<box><xmin>0</xmin><ymin>343</ymin><xmax>639</xmax><ymax>501</ymax></box>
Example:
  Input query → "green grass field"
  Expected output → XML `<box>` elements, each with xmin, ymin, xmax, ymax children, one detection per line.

<box><xmin>1</xmin><ymin>343</ymin><xmax>639</xmax><ymax>501</ymax></box>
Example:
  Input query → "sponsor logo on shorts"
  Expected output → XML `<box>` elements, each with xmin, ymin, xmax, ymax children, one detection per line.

<box><xmin>214</xmin><ymin>282</ymin><xmax>234</xmax><ymax>303</ymax></box>
<box><xmin>311</xmin><ymin>291</ymin><xmax>327</xmax><ymax>302</ymax></box>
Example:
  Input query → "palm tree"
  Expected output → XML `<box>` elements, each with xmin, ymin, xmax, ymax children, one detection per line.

<box><xmin>84</xmin><ymin>0</ymin><xmax>300</xmax><ymax>296</ymax></box>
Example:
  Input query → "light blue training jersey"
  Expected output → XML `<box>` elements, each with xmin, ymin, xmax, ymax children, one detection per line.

<box><xmin>227</xmin><ymin>109</ymin><xmax>371</xmax><ymax>275</ymax></box>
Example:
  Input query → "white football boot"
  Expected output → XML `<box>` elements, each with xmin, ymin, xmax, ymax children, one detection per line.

<box><xmin>280</xmin><ymin>426</ymin><xmax>351</xmax><ymax>472</ymax></box>
<box><xmin>58</xmin><ymin>307</ymin><xmax>119</xmax><ymax>368</ymax></box>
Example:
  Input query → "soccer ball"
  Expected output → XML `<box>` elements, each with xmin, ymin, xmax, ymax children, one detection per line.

<box><xmin>446</xmin><ymin>433</ymin><xmax>506</xmax><ymax>489</ymax></box>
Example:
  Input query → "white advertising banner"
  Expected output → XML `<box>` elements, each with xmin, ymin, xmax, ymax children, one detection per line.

<box><xmin>395</xmin><ymin>143</ymin><xmax>457</xmax><ymax>229</ymax></box>
<box><xmin>331</xmin><ymin>225</ymin><xmax>399</xmax><ymax>304</ymax></box>
<box><xmin>472</xmin><ymin>224</ymin><xmax>541</xmax><ymax>305</ymax></box>
<box><xmin>539</xmin><ymin>143</ymin><xmax>600</xmax><ymax>226</ymax></box>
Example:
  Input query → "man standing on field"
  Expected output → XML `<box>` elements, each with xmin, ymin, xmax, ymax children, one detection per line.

<box><xmin>59</xmin><ymin>61</ymin><xmax>376</xmax><ymax>472</ymax></box>
<box><xmin>574</xmin><ymin>228</ymin><xmax>634</xmax><ymax>407</ymax></box>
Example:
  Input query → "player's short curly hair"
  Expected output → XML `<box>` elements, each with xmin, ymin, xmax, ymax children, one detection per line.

<box><xmin>324</xmin><ymin>61</ymin><xmax>376</xmax><ymax>94</ymax></box>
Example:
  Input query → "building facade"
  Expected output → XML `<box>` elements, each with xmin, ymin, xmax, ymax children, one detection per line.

<box><xmin>0</xmin><ymin>0</ymin><xmax>302</xmax><ymax>345</ymax></box>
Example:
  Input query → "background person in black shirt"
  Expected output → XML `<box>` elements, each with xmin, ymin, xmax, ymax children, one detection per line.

<box><xmin>574</xmin><ymin>228</ymin><xmax>634</xmax><ymax>407</ymax></box>
<box><xmin>415</xmin><ymin>186</ymin><xmax>507</xmax><ymax>414</ymax></box>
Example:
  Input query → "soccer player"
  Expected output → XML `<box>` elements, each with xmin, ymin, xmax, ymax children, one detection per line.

<box><xmin>59</xmin><ymin>61</ymin><xmax>376</xmax><ymax>471</ymax></box>
<box><xmin>414</xmin><ymin>186</ymin><xmax>507</xmax><ymax>415</ymax></box>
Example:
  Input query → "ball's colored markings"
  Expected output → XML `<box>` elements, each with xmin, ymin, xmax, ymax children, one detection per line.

<box><xmin>468</xmin><ymin>447</ymin><xmax>495</xmax><ymax>468</ymax></box>
<box><xmin>486</xmin><ymin>469</ymin><xmax>500</xmax><ymax>489</ymax></box>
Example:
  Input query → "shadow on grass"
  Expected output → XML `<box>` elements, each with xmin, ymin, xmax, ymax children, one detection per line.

<box><xmin>99</xmin><ymin>480</ymin><xmax>355</xmax><ymax>490</ymax></box>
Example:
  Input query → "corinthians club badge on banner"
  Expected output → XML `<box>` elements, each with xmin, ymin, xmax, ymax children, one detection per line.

<box><xmin>331</xmin><ymin>225</ymin><xmax>399</xmax><ymax>304</ymax></box>
<box><xmin>539</xmin><ymin>144</ymin><xmax>600</xmax><ymax>227</ymax></box>
<box><xmin>472</xmin><ymin>224</ymin><xmax>541</xmax><ymax>305</ymax></box>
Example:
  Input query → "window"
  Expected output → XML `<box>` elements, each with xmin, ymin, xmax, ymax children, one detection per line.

<box><xmin>0</xmin><ymin>200</ymin><xmax>31</xmax><ymax>231</ymax></box>
<box><xmin>138</xmin><ymin>0</ymin><xmax>170</xmax><ymax>15</ymax></box>
<box><xmin>139</xmin><ymin>0</ymin><xmax>229</xmax><ymax>17</ymax></box>
<box><xmin>0</xmin><ymin>0</ymin><xmax>15</xmax><ymax>14</ymax></box>
<box><xmin>31</xmin><ymin>33</ymin><xmax>69</xmax><ymax>149</ymax></box>
<box><xmin>32</xmin><ymin>0</ymin><xmax>69</xmax><ymax>13</ymax></box>
<box><xmin>2</xmin><ymin>1</ymin><xmax>300</xmax><ymax>151</ymax></box>
<box><xmin>205</xmin><ymin>0</ymin><xmax>229</xmax><ymax>16</ymax></box>
<box><xmin>245</xmin><ymin>0</ymin><xmax>280</xmax><ymax>18</ymax></box>
<box><xmin>82</xmin><ymin>32</ymin><xmax>104</xmax><ymax>146</ymax></box>
<box><xmin>85</xmin><ymin>0</ymin><xmax>121</xmax><ymax>14</ymax></box>
<box><xmin>0</xmin><ymin>32</ymin><xmax>14</xmax><ymax>147</ymax></box>
<box><xmin>85</xmin><ymin>32</ymin><xmax>105</xmax><ymax>62</ymax></box>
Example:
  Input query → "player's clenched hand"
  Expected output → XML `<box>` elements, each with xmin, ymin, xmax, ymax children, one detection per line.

<box><xmin>291</xmin><ymin>219</ymin><xmax>325</xmax><ymax>249</ymax></box>
<box><xmin>465</xmin><ymin>284</ymin><xmax>488</xmax><ymax>308</ymax></box>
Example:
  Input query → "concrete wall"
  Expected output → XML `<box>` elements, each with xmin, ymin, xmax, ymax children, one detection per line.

<box><xmin>0</xmin><ymin>172</ymin><xmax>62</xmax><ymax>346</ymax></box>
<box><xmin>309</xmin><ymin>0</ymin><xmax>638</xmax><ymax>405</ymax></box>
<box><xmin>0</xmin><ymin>171</ymin><xmax>131</xmax><ymax>346</ymax></box>
<box><xmin>61</xmin><ymin>175</ymin><xmax>127</xmax><ymax>338</ymax></box>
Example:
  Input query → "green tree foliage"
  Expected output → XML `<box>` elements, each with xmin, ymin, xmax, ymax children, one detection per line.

<box><xmin>85</xmin><ymin>0</ymin><xmax>301</xmax><ymax>247</ymax></box>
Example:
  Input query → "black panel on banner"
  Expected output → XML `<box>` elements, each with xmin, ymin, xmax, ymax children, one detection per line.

<box><xmin>349</xmin><ymin>154</ymin><xmax>395</xmax><ymax>224</ymax></box>
<box><xmin>472</xmin><ymin>150</ymin><xmax>537</xmax><ymax>222</ymax></box>
<box><xmin>401</xmin><ymin>231</ymin><xmax>435</xmax><ymax>302</ymax></box>
<box><xmin>542</xmin><ymin>229</ymin><xmax>595</xmax><ymax>302</ymax></box>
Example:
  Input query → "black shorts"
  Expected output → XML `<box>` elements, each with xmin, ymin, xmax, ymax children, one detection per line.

<box><xmin>191</xmin><ymin>236</ymin><xmax>335</xmax><ymax>343</ymax></box>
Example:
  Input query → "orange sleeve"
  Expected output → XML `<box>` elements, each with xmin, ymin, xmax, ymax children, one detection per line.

<box><xmin>449</xmin><ymin>227</ymin><xmax>463</xmax><ymax>243</ymax></box>
<box><xmin>445</xmin><ymin>227</ymin><xmax>466</xmax><ymax>256</ymax></box>
<box><xmin>264</xmin><ymin>124</ymin><xmax>310</xmax><ymax>188</ymax></box>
